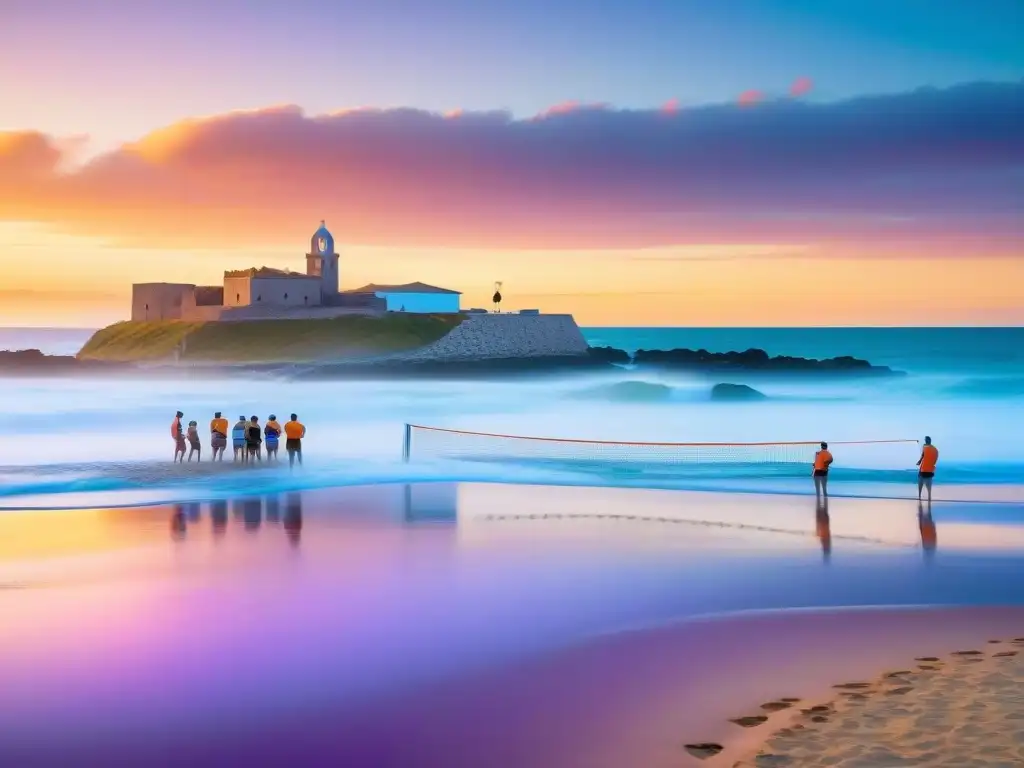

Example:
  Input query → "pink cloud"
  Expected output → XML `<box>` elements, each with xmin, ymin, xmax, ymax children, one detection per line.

<box><xmin>535</xmin><ymin>101</ymin><xmax>609</xmax><ymax>119</ymax></box>
<box><xmin>660</xmin><ymin>98</ymin><xmax>680</xmax><ymax>115</ymax></box>
<box><xmin>0</xmin><ymin>82</ymin><xmax>1020</xmax><ymax>251</ymax></box>
<box><xmin>790</xmin><ymin>77</ymin><xmax>814</xmax><ymax>98</ymax></box>
<box><xmin>737</xmin><ymin>90</ymin><xmax>764</xmax><ymax>107</ymax></box>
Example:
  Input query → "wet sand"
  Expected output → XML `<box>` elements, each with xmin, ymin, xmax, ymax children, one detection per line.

<box><xmin>1</xmin><ymin>485</ymin><xmax>1023</xmax><ymax>767</ymax></box>
<box><xmin>724</xmin><ymin>637</ymin><xmax>1024</xmax><ymax>767</ymax></box>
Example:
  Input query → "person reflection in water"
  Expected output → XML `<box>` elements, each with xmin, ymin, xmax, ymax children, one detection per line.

<box><xmin>264</xmin><ymin>495</ymin><xmax>281</xmax><ymax>524</ymax></box>
<box><xmin>284</xmin><ymin>492</ymin><xmax>303</xmax><ymax>546</ymax></box>
<box><xmin>243</xmin><ymin>497</ymin><xmax>262</xmax><ymax>531</ymax></box>
<box><xmin>209</xmin><ymin>500</ymin><xmax>228</xmax><ymax>538</ymax></box>
<box><xmin>918</xmin><ymin>502</ymin><xmax>937</xmax><ymax>559</ymax></box>
<box><xmin>171</xmin><ymin>505</ymin><xmax>187</xmax><ymax>540</ymax></box>
<box><xmin>815</xmin><ymin>497</ymin><xmax>831</xmax><ymax>561</ymax></box>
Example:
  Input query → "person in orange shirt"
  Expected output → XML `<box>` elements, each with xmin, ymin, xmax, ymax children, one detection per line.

<box><xmin>284</xmin><ymin>413</ymin><xmax>306</xmax><ymax>468</ymax></box>
<box><xmin>916</xmin><ymin>436</ymin><xmax>939</xmax><ymax>503</ymax></box>
<box><xmin>210</xmin><ymin>412</ymin><xmax>229</xmax><ymax>461</ymax></box>
<box><xmin>812</xmin><ymin>441</ymin><xmax>833</xmax><ymax>500</ymax></box>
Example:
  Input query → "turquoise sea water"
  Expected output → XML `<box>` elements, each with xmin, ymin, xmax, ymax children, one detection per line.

<box><xmin>0</xmin><ymin>326</ymin><xmax>1021</xmax><ymax>505</ymax></box>
<box><xmin>582</xmin><ymin>326</ymin><xmax>1024</xmax><ymax>374</ymax></box>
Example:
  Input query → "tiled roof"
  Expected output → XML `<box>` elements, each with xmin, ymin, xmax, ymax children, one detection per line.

<box><xmin>347</xmin><ymin>282</ymin><xmax>462</xmax><ymax>295</ymax></box>
<box><xmin>224</xmin><ymin>267</ymin><xmax>316</xmax><ymax>279</ymax></box>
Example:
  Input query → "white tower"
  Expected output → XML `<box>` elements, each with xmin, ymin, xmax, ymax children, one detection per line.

<box><xmin>306</xmin><ymin>220</ymin><xmax>339</xmax><ymax>303</ymax></box>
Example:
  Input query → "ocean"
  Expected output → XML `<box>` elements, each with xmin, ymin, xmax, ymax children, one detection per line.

<box><xmin>0</xmin><ymin>326</ymin><xmax>1021</xmax><ymax>506</ymax></box>
<box><xmin>2</xmin><ymin>326</ymin><xmax>1023</xmax><ymax>767</ymax></box>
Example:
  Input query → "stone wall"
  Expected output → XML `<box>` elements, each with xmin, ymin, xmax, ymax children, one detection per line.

<box><xmin>388</xmin><ymin>313</ymin><xmax>588</xmax><ymax>361</ymax></box>
<box><xmin>215</xmin><ymin>304</ymin><xmax>386</xmax><ymax>321</ymax></box>
<box><xmin>131</xmin><ymin>283</ymin><xmax>194</xmax><ymax>321</ymax></box>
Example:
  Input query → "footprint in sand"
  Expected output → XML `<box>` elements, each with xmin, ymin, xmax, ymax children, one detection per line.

<box><xmin>801</xmin><ymin>705</ymin><xmax>832</xmax><ymax>714</ymax></box>
<box><xmin>730</xmin><ymin>715</ymin><xmax>769</xmax><ymax>728</ymax></box>
<box><xmin>832</xmin><ymin>682</ymin><xmax>872</xmax><ymax>690</ymax></box>
<box><xmin>952</xmin><ymin>650</ymin><xmax>983</xmax><ymax>656</ymax></box>
<box><xmin>994</xmin><ymin>651</ymin><xmax>1018</xmax><ymax>658</ymax></box>
<box><xmin>885</xmin><ymin>686</ymin><xmax>914</xmax><ymax>695</ymax></box>
<box><xmin>682</xmin><ymin>742</ymin><xmax>722</xmax><ymax>760</ymax></box>
<box><xmin>760</xmin><ymin>701</ymin><xmax>796</xmax><ymax>712</ymax></box>
<box><xmin>915</xmin><ymin>656</ymin><xmax>941</xmax><ymax>662</ymax></box>
<box><xmin>884</xmin><ymin>670</ymin><xmax>913</xmax><ymax>679</ymax></box>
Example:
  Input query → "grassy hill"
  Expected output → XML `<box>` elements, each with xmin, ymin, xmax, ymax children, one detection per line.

<box><xmin>77</xmin><ymin>315</ymin><xmax>464</xmax><ymax>363</ymax></box>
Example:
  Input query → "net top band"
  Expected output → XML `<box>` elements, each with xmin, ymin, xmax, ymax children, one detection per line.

<box><xmin>406</xmin><ymin>424</ymin><xmax>919</xmax><ymax>448</ymax></box>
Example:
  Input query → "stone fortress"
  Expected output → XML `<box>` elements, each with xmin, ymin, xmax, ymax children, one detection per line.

<box><xmin>130</xmin><ymin>220</ymin><xmax>590</xmax><ymax>361</ymax></box>
<box><xmin>131</xmin><ymin>221</ymin><xmax>463</xmax><ymax>322</ymax></box>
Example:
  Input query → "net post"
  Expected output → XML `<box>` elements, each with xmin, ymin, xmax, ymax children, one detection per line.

<box><xmin>402</xmin><ymin>423</ymin><xmax>412</xmax><ymax>463</ymax></box>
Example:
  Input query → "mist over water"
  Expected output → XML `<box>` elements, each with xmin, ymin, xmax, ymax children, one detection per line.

<box><xmin>1</xmin><ymin>327</ymin><xmax>1021</xmax><ymax>506</ymax></box>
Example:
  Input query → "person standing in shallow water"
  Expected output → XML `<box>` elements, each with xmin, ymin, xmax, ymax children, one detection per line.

<box><xmin>812</xmin><ymin>442</ymin><xmax>833</xmax><ymax>500</ymax></box>
<box><xmin>917</xmin><ymin>436</ymin><xmax>939</xmax><ymax>503</ymax></box>
<box><xmin>232</xmin><ymin>416</ymin><xmax>248</xmax><ymax>463</ymax></box>
<box><xmin>284</xmin><ymin>413</ymin><xmax>305</xmax><ymax>468</ymax></box>
<box><xmin>210</xmin><ymin>411</ymin><xmax>229</xmax><ymax>461</ymax></box>
<box><xmin>246</xmin><ymin>416</ymin><xmax>263</xmax><ymax>462</ymax></box>
<box><xmin>186</xmin><ymin>420</ymin><xmax>202</xmax><ymax>462</ymax></box>
<box><xmin>171</xmin><ymin>411</ymin><xmax>186</xmax><ymax>463</ymax></box>
<box><xmin>264</xmin><ymin>415</ymin><xmax>281</xmax><ymax>460</ymax></box>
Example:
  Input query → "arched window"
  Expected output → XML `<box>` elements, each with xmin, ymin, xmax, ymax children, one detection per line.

<box><xmin>236</xmin><ymin>293</ymin><xmax>240</xmax><ymax>303</ymax></box>
<box><xmin>145</xmin><ymin>303</ymin><xmax>149</xmax><ymax>310</ymax></box>
<box><xmin>257</xmin><ymin>295</ymin><xmax>262</xmax><ymax>302</ymax></box>
<box><xmin>284</xmin><ymin>293</ymin><xmax>289</xmax><ymax>300</ymax></box>
<box><xmin>304</xmin><ymin>295</ymin><xmax>308</xmax><ymax>304</ymax></box>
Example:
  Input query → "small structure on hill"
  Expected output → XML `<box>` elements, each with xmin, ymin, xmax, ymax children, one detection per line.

<box><xmin>131</xmin><ymin>221</ymin><xmax>460</xmax><ymax>321</ymax></box>
<box><xmin>344</xmin><ymin>283</ymin><xmax>462</xmax><ymax>314</ymax></box>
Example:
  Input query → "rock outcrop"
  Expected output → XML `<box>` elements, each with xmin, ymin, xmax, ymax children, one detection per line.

<box><xmin>629</xmin><ymin>347</ymin><xmax>899</xmax><ymax>375</ymax></box>
<box><xmin>710</xmin><ymin>383</ymin><xmax>767</xmax><ymax>401</ymax></box>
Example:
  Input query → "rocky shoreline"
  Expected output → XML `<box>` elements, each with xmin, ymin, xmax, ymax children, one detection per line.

<box><xmin>0</xmin><ymin>345</ymin><xmax>903</xmax><ymax>379</ymax></box>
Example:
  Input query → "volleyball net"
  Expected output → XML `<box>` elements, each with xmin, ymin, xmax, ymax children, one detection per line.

<box><xmin>401</xmin><ymin>424</ymin><xmax>920</xmax><ymax>472</ymax></box>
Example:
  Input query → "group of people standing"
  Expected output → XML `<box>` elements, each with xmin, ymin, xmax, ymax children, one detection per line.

<box><xmin>171</xmin><ymin>411</ymin><xmax>306</xmax><ymax>467</ymax></box>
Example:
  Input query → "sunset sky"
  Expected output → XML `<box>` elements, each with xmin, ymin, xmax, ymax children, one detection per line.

<box><xmin>1</xmin><ymin>0</ymin><xmax>1022</xmax><ymax>327</ymax></box>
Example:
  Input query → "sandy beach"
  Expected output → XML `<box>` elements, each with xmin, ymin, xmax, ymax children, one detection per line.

<box><xmin>720</xmin><ymin>637</ymin><xmax>1024</xmax><ymax>767</ymax></box>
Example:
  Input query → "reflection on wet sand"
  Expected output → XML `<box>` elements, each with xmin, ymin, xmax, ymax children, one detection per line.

<box><xmin>168</xmin><ymin>494</ymin><xmax>302</xmax><ymax>544</ymax></box>
<box><xmin>815</xmin><ymin>498</ymin><xmax>831</xmax><ymax>560</ymax></box>
<box><xmin>919</xmin><ymin>502</ymin><xmax>937</xmax><ymax>558</ymax></box>
<box><xmin>242</xmin><ymin>498</ymin><xmax>262</xmax><ymax>531</ymax></box>
<box><xmin>284</xmin><ymin>492</ymin><xmax>302</xmax><ymax>546</ymax></box>
<box><xmin>210</xmin><ymin>499</ymin><xmax>227</xmax><ymax>536</ymax></box>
